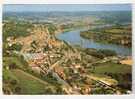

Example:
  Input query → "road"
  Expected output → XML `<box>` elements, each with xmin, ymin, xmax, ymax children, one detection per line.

<box><xmin>86</xmin><ymin>74</ymin><xmax>117</xmax><ymax>91</ymax></box>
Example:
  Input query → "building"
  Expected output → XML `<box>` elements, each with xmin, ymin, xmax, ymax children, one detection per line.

<box><xmin>23</xmin><ymin>53</ymin><xmax>48</xmax><ymax>73</ymax></box>
<box><xmin>54</xmin><ymin>66</ymin><xmax>66</xmax><ymax>80</ymax></box>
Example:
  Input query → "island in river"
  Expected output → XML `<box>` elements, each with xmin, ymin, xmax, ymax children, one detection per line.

<box><xmin>56</xmin><ymin>25</ymin><xmax>132</xmax><ymax>56</ymax></box>
<box><xmin>80</xmin><ymin>24</ymin><xmax>132</xmax><ymax>47</ymax></box>
<box><xmin>3</xmin><ymin>9</ymin><xmax>132</xmax><ymax>95</ymax></box>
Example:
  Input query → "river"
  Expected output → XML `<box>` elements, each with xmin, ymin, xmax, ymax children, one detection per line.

<box><xmin>56</xmin><ymin>29</ymin><xmax>131</xmax><ymax>56</ymax></box>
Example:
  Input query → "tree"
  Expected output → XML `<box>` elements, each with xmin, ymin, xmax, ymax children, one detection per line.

<box><xmin>14</xmin><ymin>86</ymin><xmax>21</xmax><ymax>94</ymax></box>
<box><xmin>9</xmin><ymin>62</ymin><xmax>17</xmax><ymax>69</ymax></box>
<box><xmin>8</xmin><ymin>43</ymin><xmax>22</xmax><ymax>51</ymax></box>
<box><xmin>44</xmin><ymin>87</ymin><xmax>54</xmax><ymax>94</ymax></box>
<box><xmin>97</xmin><ymin>49</ymin><xmax>117</xmax><ymax>56</ymax></box>
<box><xmin>10</xmin><ymin>79</ymin><xmax>17</xmax><ymax>86</ymax></box>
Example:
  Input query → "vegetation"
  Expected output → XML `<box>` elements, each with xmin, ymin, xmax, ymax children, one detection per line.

<box><xmin>84</xmin><ymin>48</ymin><xmax>117</xmax><ymax>59</ymax></box>
<box><xmin>11</xmin><ymin>69</ymin><xmax>51</xmax><ymax>94</ymax></box>
<box><xmin>9</xmin><ymin>43</ymin><xmax>22</xmax><ymax>51</ymax></box>
<box><xmin>3</xmin><ymin>10</ymin><xmax>132</xmax><ymax>95</ymax></box>
<box><xmin>46</xmin><ymin>23</ymin><xmax>57</xmax><ymax>34</ymax></box>
<box><xmin>92</xmin><ymin>62</ymin><xmax>131</xmax><ymax>74</ymax></box>
<box><xmin>3</xmin><ymin>55</ymin><xmax>60</xmax><ymax>94</ymax></box>
<box><xmin>3</xmin><ymin>69</ymin><xmax>55</xmax><ymax>94</ymax></box>
<box><xmin>3</xmin><ymin>21</ymin><xmax>33</xmax><ymax>41</ymax></box>
<box><xmin>92</xmin><ymin>62</ymin><xmax>132</xmax><ymax>90</ymax></box>
<box><xmin>80</xmin><ymin>24</ymin><xmax>132</xmax><ymax>47</ymax></box>
<box><xmin>97</xmin><ymin>49</ymin><xmax>117</xmax><ymax>57</ymax></box>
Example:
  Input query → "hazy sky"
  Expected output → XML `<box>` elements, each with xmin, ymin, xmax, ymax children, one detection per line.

<box><xmin>3</xmin><ymin>4</ymin><xmax>132</xmax><ymax>12</ymax></box>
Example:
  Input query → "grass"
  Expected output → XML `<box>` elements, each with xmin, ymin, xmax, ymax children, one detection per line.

<box><xmin>93</xmin><ymin>62</ymin><xmax>131</xmax><ymax>74</ymax></box>
<box><xmin>11</xmin><ymin>69</ymin><xmax>51</xmax><ymax>94</ymax></box>
<box><xmin>91</xmin><ymin>62</ymin><xmax>132</xmax><ymax>90</ymax></box>
<box><xmin>3</xmin><ymin>57</ymin><xmax>24</xmax><ymax>69</ymax></box>
<box><xmin>80</xmin><ymin>25</ymin><xmax>131</xmax><ymax>47</ymax></box>
<box><xmin>3</xmin><ymin>56</ymin><xmax>57</xmax><ymax>94</ymax></box>
<box><xmin>89</xmin><ymin>74</ymin><xmax>118</xmax><ymax>86</ymax></box>
<box><xmin>3</xmin><ymin>69</ymin><xmax>18</xmax><ymax>81</ymax></box>
<box><xmin>104</xmin><ymin>29</ymin><xmax>128</xmax><ymax>34</ymax></box>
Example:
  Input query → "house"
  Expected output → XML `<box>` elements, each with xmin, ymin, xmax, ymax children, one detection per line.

<box><xmin>31</xmin><ymin>66</ymin><xmax>41</xmax><ymax>74</ymax></box>
<box><xmin>54</xmin><ymin>66</ymin><xmax>66</xmax><ymax>80</ymax></box>
<box><xmin>81</xmin><ymin>85</ymin><xmax>91</xmax><ymax>94</ymax></box>
<box><xmin>23</xmin><ymin>53</ymin><xmax>48</xmax><ymax>73</ymax></box>
<box><xmin>23</xmin><ymin>53</ymin><xmax>47</xmax><ymax>62</ymax></box>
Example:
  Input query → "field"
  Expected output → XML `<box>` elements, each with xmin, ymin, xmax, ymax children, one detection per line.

<box><xmin>93</xmin><ymin>62</ymin><xmax>131</xmax><ymax>74</ymax></box>
<box><xmin>91</xmin><ymin>62</ymin><xmax>132</xmax><ymax>90</ymax></box>
<box><xmin>3</xmin><ymin>57</ymin><xmax>25</xmax><ymax>69</ymax></box>
<box><xmin>3</xmin><ymin>69</ymin><xmax>56</xmax><ymax>94</ymax></box>
<box><xmin>2</xmin><ymin>5</ymin><xmax>132</xmax><ymax>94</ymax></box>
<box><xmin>11</xmin><ymin>69</ymin><xmax>50</xmax><ymax>94</ymax></box>
<box><xmin>3</xmin><ymin>56</ymin><xmax>59</xmax><ymax>94</ymax></box>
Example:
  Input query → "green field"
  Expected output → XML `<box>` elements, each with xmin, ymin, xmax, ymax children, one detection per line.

<box><xmin>91</xmin><ymin>62</ymin><xmax>132</xmax><ymax>90</ymax></box>
<box><xmin>3</xmin><ymin>69</ymin><xmax>55</xmax><ymax>94</ymax></box>
<box><xmin>11</xmin><ymin>69</ymin><xmax>51</xmax><ymax>94</ymax></box>
<box><xmin>3</xmin><ymin>57</ymin><xmax>25</xmax><ymax>69</ymax></box>
<box><xmin>93</xmin><ymin>62</ymin><xmax>131</xmax><ymax>74</ymax></box>
<box><xmin>3</xmin><ymin>56</ymin><xmax>55</xmax><ymax>94</ymax></box>
<box><xmin>3</xmin><ymin>56</ymin><xmax>59</xmax><ymax>94</ymax></box>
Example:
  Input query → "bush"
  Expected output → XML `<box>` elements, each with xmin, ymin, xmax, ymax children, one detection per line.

<box><xmin>10</xmin><ymin>79</ymin><xmax>18</xmax><ymax>86</ymax></box>
<box><xmin>85</xmin><ymin>48</ymin><xmax>105</xmax><ymax>59</ymax></box>
<box><xmin>9</xmin><ymin>62</ymin><xmax>17</xmax><ymax>69</ymax></box>
<box><xmin>8</xmin><ymin>43</ymin><xmax>22</xmax><ymax>51</ymax></box>
<box><xmin>97</xmin><ymin>49</ymin><xmax>117</xmax><ymax>56</ymax></box>
<box><xmin>3</xmin><ymin>21</ymin><xmax>33</xmax><ymax>41</ymax></box>
<box><xmin>14</xmin><ymin>86</ymin><xmax>21</xmax><ymax>94</ymax></box>
<box><xmin>105</xmin><ymin>73</ymin><xmax>132</xmax><ymax>90</ymax></box>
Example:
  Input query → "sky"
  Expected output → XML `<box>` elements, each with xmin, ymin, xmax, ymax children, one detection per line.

<box><xmin>3</xmin><ymin>4</ymin><xmax>132</xmax><ymax>12</ymax></box>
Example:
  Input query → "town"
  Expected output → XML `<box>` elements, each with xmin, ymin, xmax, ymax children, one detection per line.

<box><xmin>3</xmin><ymin>5</ymin><xmax>132</xmax><ymax>95</ymax></box>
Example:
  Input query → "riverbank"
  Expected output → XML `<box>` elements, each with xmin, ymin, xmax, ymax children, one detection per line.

<box><xmin>80</xmin><ymin>24</ymin><xmax>132</xmax><ymax>47</ymax></box>
<box><xmin>56</xmin><ymin>28</ymin><xmax>131</xmax><ymax>56</ymax></box>
<box><xmin>3</xmin><ymin>22</ymin><xmax>132</xmax><ymax>94</ymax></box>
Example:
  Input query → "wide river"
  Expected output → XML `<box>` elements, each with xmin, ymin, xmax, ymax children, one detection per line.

<box><xmin>56</xmin><ymin>29</ymin><xmax>132</xmax><ymax>56</ymax></box>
